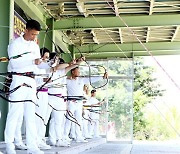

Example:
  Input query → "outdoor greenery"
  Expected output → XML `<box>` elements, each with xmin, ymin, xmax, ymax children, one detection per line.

<box><xmin>107</xmin><ymin>57</ymin><xmax>165</xmax><ymax>140</ymax></box>
<box><xmin>87</xmin><ymin>58</ymin><xmax>179</xmax><ymax>141</ymax></box>
<box><xmin>133</xmin><ymin>57</ymin><xmax>164</xmax><ymax>140</ymax></box>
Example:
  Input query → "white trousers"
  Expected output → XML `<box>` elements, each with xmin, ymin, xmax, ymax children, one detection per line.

<box><xmin>82</xmin><ymin>110</ymin><xmax>90</xmax><ymax>138</ymax></box>
<box><xmin>88</xmin><ymin>112</ymin><xmax>100</xmax><ymax>137</ymax></box>
<box><xmin>14</xmin><ymin>111</ymin><xmax>24</xmax><ymax>144</ymax></box>
<box><xmin>64</xmin><ymin>101</ymin><xmax>83</xmax><ymax>140</ymax></box>
<box><xmin>46</xmin><ymin>95</ymin><xmax>66</xmax><ymax>141</ymax></box>
<box><xmin>69</xmin><ymin>123</ymin><xmax>75</xmax><ymax>139</ymax></box>
<box><xmin>5</xmin><ymin>75</ymin><xmax>39</xmax><ymax>151</ymax></box>
<box><xmin>35</xmin><ymin>91</ymin><xmax>49</xmax><ymax>143</ymax></box>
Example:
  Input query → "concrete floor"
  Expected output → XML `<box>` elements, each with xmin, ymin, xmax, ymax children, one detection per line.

<box><xmin>80</xmin><ymin>143</ymin><xmax>131</xmax><ymax>154</ymax></box>
<box><xmin>0</xmin><ymin>138</ymin><xmax>106</xmax><ymax>154</ymax></box>
<box><xmin>1</xmin><ymin>140</ymin><xmax>180</xmax><ymax>154</ymax></box>
<box><xmin>81</xmin><ymin>141</ymin><xmax>180</xmax><ymax>154</ymax></box>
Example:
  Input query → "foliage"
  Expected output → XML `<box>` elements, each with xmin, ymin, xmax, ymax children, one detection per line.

<box><xmin>143</xmin><ymin>105</ymin><xmax>180</xmax><ymax>140</ymax></box>
<box><xmin>107</xmin><ymin>57</ymin><xmax>164</xmax><ymax>140</ymax></box>
<box><xmin>133</xmin><ymin>57</ymin><xmax>164</xmax><ymax>140</ymax></box>
<box><xmin>87</xmin><ymin>58</ymin><xmax>165</xmax><ymax>140</ymax></box>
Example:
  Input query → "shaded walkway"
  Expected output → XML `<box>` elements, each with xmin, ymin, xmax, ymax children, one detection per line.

<box><xmin>0</xmin><ymin>138</ymin><xmax>106</xmax><ymax>154</ymax></box>
<box><xmin>81</xmin><ymin>141</ymin><xmax>180</xmax><ymax>154</ymax></box>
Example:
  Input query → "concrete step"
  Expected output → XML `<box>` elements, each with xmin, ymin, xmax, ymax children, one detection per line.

<box><xmin>0</xmin><ymin>137</ymin><xmax>106</xmax><ymax>154</ymax></box>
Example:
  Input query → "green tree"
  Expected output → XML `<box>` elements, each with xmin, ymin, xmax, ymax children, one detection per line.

<box><xmin>133</xmin><ymin>57</ymin><xmax>164</xmax><ymax>140</ymax></box>
<box><xmin>106</xmin><ymin>58</ymin><xmax>164</xmax><ymax>140</ymax></box>
<box><xmin>107</xmin><ymin>60</ymin><xmax>133</xmax><ymax>139</ymax></box>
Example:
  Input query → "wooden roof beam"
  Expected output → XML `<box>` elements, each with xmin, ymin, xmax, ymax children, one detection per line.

<box><xmin>171</xmin><ymin>26</ymin><xmax>179</xmax><ymax>42</ymax></box>
<box><xmin>146</xmin><ymin>27</ymin><xmax>150</xmax><ymax>43</ymax></box>
<box><xmin>119</xmin><ymin>28</ymin><xmax>123</xmax><ymax>43</ymax></box>
<box><xmin>113</xmin><ymin>0</ymin><xmax>119</xmax><ymax>16</ymax></box>
<box><xmin>76</xmin><ymin>1</ymin><xmax>88</xmax><ymax>17</ymax></box>
<box><xmin>91</xmin><ymin>30</ymin><xmax>99</xmax><ymax>44</ymax></box>
<box><xmin>149</xmin><ymin>0</ymin><xmax>154</xmax><ymax>15</ymax></box>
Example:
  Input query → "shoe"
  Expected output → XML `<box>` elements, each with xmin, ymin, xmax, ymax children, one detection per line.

<box><xmin>38</xmin><ymin>141</ymin><xmax>51</xmax><ymax>150</ymax></box>
<box><xmin>47</xmin><ymin>140</ymin><xmax>56</xmax><ymax>146</ymax></box>
<box><xmin>56</xmin><ymin>139</ymin><xmax>70</xmax><ymax>147</ymax></box>
<box><xmin>63</xmin><ymin>140</ymin><xmax>71</xmax><ymax>145</ymax></box>
<box><xmin>27</xmin><ymin>149</ymin><xmax>44</xmax><ymax>154</ymax></box>
<box><xmin>76</xmin><ymin>138</ymin><xmax>88</xmax><ymax>143</ymax></box>
<box><xmin>15</xmin><ymin>142</ymin><xmax>27</xmax><ymax>150</ymax></box>
<box><xmin>6</xmin><ymin>148</ymin><xmax>16</xmax><ymax>154</ymax></box>
<box><xmin>6</xmin><ymin>144</ymin><xmax>16</xmax><ymax>154</ymax></box>
<box><xmin>85</xmin><ymin>135</ymin><xmax>93</xmax><ymax>139</ymax></box>
<box><xmin>64</xmin><ymin>137</ymin><xmax>72</xmax><ymax>142</ymax></box>
<box><xmin>63</xmin><ymin>138</ymin><xmax>71</xmax><ymax>145</ymax></box>
<box><xmin>94</xmin><ymin>135</ymin><xmax>101</xmax><ymax>138</ymax></box>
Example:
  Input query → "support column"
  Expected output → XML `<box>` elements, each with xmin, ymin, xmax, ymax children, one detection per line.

<box><xmin>0</xmin><ymin>0</ymin><xmax>14</xmax><ymax>141</ymax></box>
<box><xmin>39</xmin><ymin>18</ymin><xmax>54</xmax><ymax>52</ymax></box>
<box><xmin>69</xmin><ymin>45</ymin><xmax>75</xmax><ymax>60</ymax></box>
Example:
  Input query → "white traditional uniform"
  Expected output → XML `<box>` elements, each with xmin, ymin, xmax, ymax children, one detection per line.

<box><xmin>88</xmin><ymin>97</ymin><xmax>100</xmax><ymax>138</ymax></box>
<box><xmin>82</xmin><ymin>95</ymin><xmax>91</xmax><ymax>139</ymax></box>
<box><xmin>46</xmin><ymin>69</ymin><xmax>68</xmax><ymax>146</ymax></box>
<box><xmin>4</xmin><ymin>35</ymin><xmax>43</xmax><ymax>154</ymax></box>
<box><xmin>35</xmin><ymin>68</ymin><xmax>51</xmax><ymax>149</ymax></box>
<box><xmin>64</xmin><ymin>77</ymin><xmax>101</xmax><ymax>142</ymax></box>
<box><xmin>8</xmin><ymin>63</ymin><xmax>26</xmax><ymax>148</ymax></box>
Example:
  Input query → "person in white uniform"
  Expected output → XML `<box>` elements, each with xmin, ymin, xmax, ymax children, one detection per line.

<box><xmin>82</xmin><ymin>85</ymin><xmax>92</xmax><ymax>139</ymax></box>
<box><xmin>88</xmin><ymin>90</ymin><xmax>104</xmax><ymax>138</ymax></box>
<box><xmin>4</xmin><ymin>19</ymin><xmax>45</xmax><ymax>154</ymax></box>
<box><xmin>35</xmin><ymin>47</ymin><xmax>51</xmax><ymax>150</ymax></box>
<box><xmin>7</xmin><ymin>62</ymin><xmax>27</xmax><ymax>151</ymax></box>
<box><xmin>46</xmin><ymin>58</ymin><xmax>82</xmax><ymax>147</ymax></box>
<box><xmin>64</xmin><ymin>66</ymin><xmax>108</xmax><ymax>143</ymax></box>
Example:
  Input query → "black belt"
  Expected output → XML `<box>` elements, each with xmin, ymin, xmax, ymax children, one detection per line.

<box><xmin>66</xmin><ymin>96</ymin><xmax>87</xmax><ymax>101</ymax></box>
<box><xmin>12</xmin><ymin>72</ymin><xmax>35</xmax><ymax>79</ymax></box>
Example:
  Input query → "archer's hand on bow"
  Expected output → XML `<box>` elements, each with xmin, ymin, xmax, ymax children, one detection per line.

<box><xmin>76</xmin><ymin>56</ymin><xmax>85</xmax><ymax>64</ymax></box>
<box><xmin>103</xmin><ymin>72</ymin><xmax>108</xmax><ymax>79</ymax></box>
<box><xmin>69</xmin><ymin>59</ymin><xmax>76</xmax><ymax>66</ymax></box>
<box><xmin>34</xmin><ymin>58</ymin><xmax>42</xmax><ymax>65</ymax></box>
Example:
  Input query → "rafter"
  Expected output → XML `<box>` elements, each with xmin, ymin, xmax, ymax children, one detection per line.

<box><xmin>146</xmin><ymin>27</ymin><xmax>150</xmax><ymax>43</ymax></box>
<box><xmin>58</xmin><ymin>2</ymin><xmax>64</xmax><ymax>15</ymax></box>
<box><xmin>171</xmin><ymin>26</ymin><xmax>179</xmax><ymax>42</ymax></box>
<box><xmin>119</xmin><ymin>28</ymin><xmax>123</xmax><ymax>43</ymax></box>
<box><xmin>91</xmin><ymin>30</ymin><xmax>99</xmax><ymax>44</ymax></box>
<box><xmin>113</xmin><ymin>0</ymin><xmax>119</xmax><ymax>16</ymax></box>
<box><xmin>149</xmin><ymin>0</ymin><xmax>154</xmax><ymax>15</ymax></box>
<box><xmin>76</xmin><ymin>1</ymin><xmax>88</xmax><ymax>17</ymax></box>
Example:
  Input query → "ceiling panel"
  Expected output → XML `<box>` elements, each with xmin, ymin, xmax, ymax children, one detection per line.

<box><xmin>32</xmin><ymin>0</ymin><xmax>180</xmax><ymax>57</ymax></box>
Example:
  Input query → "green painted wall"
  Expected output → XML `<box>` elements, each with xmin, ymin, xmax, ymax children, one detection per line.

<box><xmin>0</xmin><ymin>0</ymin><xmax>11</xmax><ymax>141</ymax></box>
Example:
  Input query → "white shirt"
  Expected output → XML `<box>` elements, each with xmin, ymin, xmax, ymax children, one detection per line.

<box><xmin>89</xmin><ymin>97</ymin><xmax>99</xmax><ymax>119</ymax></box>
<box><xmin>67</xmin><ymin>77</ymin><xmax>102</xmax><ymax>97</ymax></box>
<box><xmin>83</xmin><ymin>92</ymin><xmax>90</xmax><ymax>105</ymax></box>
<box><xmin>89</xmin><ymin>97</ymin><xmax>99</xmax><ymax>106</ymax></box>
<box><xmin>8</xmin><ymin>35</ymin><xmax>40</xmax><ymax>73</ymax></box>
<box><xmin>48</xmin><ymin>69</ymin><xmax>67</xmax><ymax>95</ymax></box>
<box><xmin>35</xmin><ymin>68</ymin><xmax>47</xmax><ymax>88</ymax></box>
